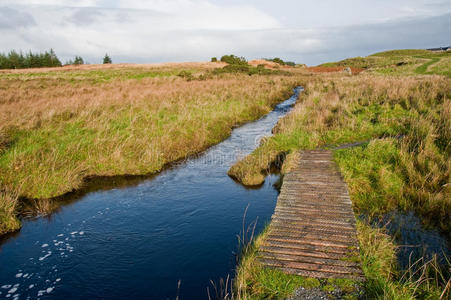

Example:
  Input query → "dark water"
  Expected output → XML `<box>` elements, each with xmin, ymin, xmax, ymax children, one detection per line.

<box><xmin>378</xmin><ymin>211</ymin><xmax>450</xmax><ymax>271</ymax></box>
<box><xmin>0</xmin><ymin>87</ymin><xmax>303</xmax><ymax>300</ymax></box>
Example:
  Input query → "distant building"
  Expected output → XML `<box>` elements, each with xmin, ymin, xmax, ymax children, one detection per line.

<box><xmin>427</xmin><ymin>46</ymin><xmax>451</xmax><ymax>52</ymax></box>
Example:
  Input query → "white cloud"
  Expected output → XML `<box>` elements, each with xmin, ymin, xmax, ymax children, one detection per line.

<box><xmin>0</xmin><ymin>0</ymin><xmax>281</xmax><ymax>63</ymax></box>
<box><xmin>0</xmin><ymin>1</ymin><xmax>450</xmax><ymax>65</ymax></box>
<box><xmin>1</xmin><ymin>0</ymin><xmax>101</xmax><ymax>6</ymax></box>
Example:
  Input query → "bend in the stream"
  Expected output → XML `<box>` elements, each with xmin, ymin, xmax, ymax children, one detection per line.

<box><xmin>0</xmin><ymin>87</ymin><xmax>302</xmax><ymax>300</ymax></box>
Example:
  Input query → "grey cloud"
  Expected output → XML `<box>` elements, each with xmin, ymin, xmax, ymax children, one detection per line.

<box><xmin>424</xmin><ymin>1</ymin><xmax>451</xmax><ymax>10</ymax></box>
<box><xmin>0</xmin><ymin>7</ymin><xmax>36</xmax><ymax>29</ymax></box>
<box><xmin>311</xmin><ymin>12</ymin><xmax>451</xmax><ymax>64</ymax></box>
<box><xmin>69</xmin><ymin>8</ymin><xmax>105</xmax><ymax>26</ymax></box>
<box><xmin>0</xmin><ymin>4</ymin><xmax>449</xmax><ymax>66</ymax></box>
<box><xmin>67</xmin><ymin>6</ymin><xmax>166</xmax><ymax>27</ymax></box>
<box><xmin>125</xmin><ymin>12</ymin><xmax>451</xmax><ymax>65</ymax></box>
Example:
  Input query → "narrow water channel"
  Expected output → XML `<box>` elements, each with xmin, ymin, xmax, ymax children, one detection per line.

<box><xmin>0</xmin><ymin>87</ymin><xmax>303</xmax><ymax>300</ymax></box>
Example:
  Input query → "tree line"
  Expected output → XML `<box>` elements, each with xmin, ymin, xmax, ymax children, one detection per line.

<box><xmin>0</xmin><ymin>49</ymin><xmax>113</xmax><ymax>69</ymax></box>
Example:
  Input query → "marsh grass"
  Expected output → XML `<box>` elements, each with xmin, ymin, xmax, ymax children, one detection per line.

<box><xmin>357</xmin><ymin>221</ymin><xmax>450</xmax><ymax>299</ymax></box>
<box><xmin>0</xmin><ymin>188</ymin><xmax>20</xmax><ymax>234</ymax></box>
<box><xmin>320</xmin><ymin>49</ymin><xmax>451</xmax><ymax>76</ymax></box>
<box><xmin>0</xmin><ymin>64</ymin><xmax>302</xmax><ymax>233</ymax></box>
<box><xmin>229</xmin><ymin>74</ymin><xmax>450</xmax><ymax>234</ymax></box>
<box><xmin>230</xmin><ymin>72</ymin><xmax>450</xmax><ymax>298</ymax></box>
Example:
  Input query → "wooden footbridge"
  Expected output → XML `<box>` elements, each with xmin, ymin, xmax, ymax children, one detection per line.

<box><xmin>258</xmin><ymin>150</ymin><xmax>364</xmax><ymax>280</ymax></box>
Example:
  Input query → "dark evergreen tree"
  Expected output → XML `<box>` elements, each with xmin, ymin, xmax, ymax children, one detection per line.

<box><xmin>74</xmin><ymin>56</ymin><xmax>84</xmax><ymax>65</ymax></box>
<box><xmin>0</xmin><ymin>49</ymin><xmax>62</xmax><ymax>69</ymax></box>
<box><xmin>103</xmin><ymin>53</ymin><xmax>112</xmax><ymax>64</ymax></box>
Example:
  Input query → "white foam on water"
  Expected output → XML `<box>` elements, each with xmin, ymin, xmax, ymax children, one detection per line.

<box><xmin>8</xmin><ymin>287</ymin><xmax>17</xmax><ymax>294</ymax></box>
<box><xmin>70</xmin><ymin>231</ymin><xmax>78</xmax><ymax>235</ymax></box>
<box><xmin>37</xmin><ymin>290</ymin><xmax>45</xmax><ymax>297</ymax></box>
<box><xmin>6</xmin><ymin>294</ymin><xmax>11</xmax><ymax>298</ymax></box>
<box><xmin>2</xmin><ymin>285</ymin><xmax>12</xmax><ymax>289</ymax></box>
<box><xmin>41</xmin><ymin>244</ymin><xmax>49</xmax><ymax>248</ymax></box>
<box><xmin>28</xmin><ymin>285</ymin><xmax>34</xmax><ymax>289</ymax></box>
<box><xmin>13</xmin><ymin>284</ymin><xmax>19</xmax><ymax>288</ymax></box>
<box><xmin>38</xmin><ymin>252</ymin><xmax>52</xmax><ymax>261</ymax></box>
<box><xmin>15</xmin><ymin>273</ymin><xmax>23</xmax><ymax>278</ymax></box>
<box><xmin>23</xmin><ymin>274</ymin><xmax>29</xmax><ymax>278</ymax></box>
<box><xmin>65</xmin><ymin>238</ymin><xmax>69</xmax><ymax>241</ymax></box>
<box><xmin>46</xmin><ymin>287</ymin><xmax>54</xmax><ymax>293</ymax></box>
<box><xmin>79</xmin><ymin>231</ymin><xmax>84</xmax><ymax>235</ymax></box>
<box><xmin>55</xmin><ymin>279</ymin><xmax>61</xmax><ymax>282</ymax></box>
<box><xmin>57</xmin><ymin>234</ymin><xmax>64</xmax><ymax>237</ymax></box>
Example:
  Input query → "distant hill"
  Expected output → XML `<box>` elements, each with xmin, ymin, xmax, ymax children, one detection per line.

<box><xmin>320</xmin><ymin>49</ymin><xmax>451</xmax><ymax>76</ymax></box>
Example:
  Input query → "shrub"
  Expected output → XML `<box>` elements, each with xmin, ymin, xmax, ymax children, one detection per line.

<box><xmin>264</xmin><ymin>57</ymin><xmax>296</xmax><ymax>66</ymax></box>
<box><xmin>220</xmin><ymin>54</ymin><xmax>248</xmax><ymax>65</ymax></box>
<box><xmin>177</xmin><ymin>70</ymin><xmax>194</xmax><ymax>81</ymax></box>
<box><xmin>211</xmin><ymin>57</ymin><xmax>217</xmax><ymax>62</ymax></box>
<box><xmin>212</xmin><ymin>64</ymin><xmax>286</xmax><ymax>76</ymax></box>
<box><xmin>270</xmin><ymin>57</ymin><xmax>285</xmax><ymax>65</ymax></box>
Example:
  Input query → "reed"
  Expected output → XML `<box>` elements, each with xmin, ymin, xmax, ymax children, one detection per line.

<box><xmin>0</xmin><ymin>188</ymin><xmax>20</xmax><ymax>234</ymax></box>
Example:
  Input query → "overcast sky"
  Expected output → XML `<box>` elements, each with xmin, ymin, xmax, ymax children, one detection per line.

<box><xmin>1</xmin><ymin>0</ymin><xmax>450</xmax><ymax>65</ymax></box>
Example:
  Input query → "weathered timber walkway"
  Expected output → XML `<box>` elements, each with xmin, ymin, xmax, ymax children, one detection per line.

<box><xmin>258</xmin><ymin>150</ymin><xmax>364</xmax><ymax>280</ymax></box>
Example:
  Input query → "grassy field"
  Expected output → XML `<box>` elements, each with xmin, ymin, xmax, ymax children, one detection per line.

<box><xmin>231</xmin><ymin>51</ymin><xmax>450</xmax><ymax>298</ymax></box>
<box><xmin>1</xmin><ymin>49</ymin><xmax>450</xmax><ymax>298</ymax></box>
<box><xmin>320</xmin><ymin>49</ymin><xmax>451</xmax><ymax>76</ymax></box>
<box><xmin>0</xmin><ymin>62</ymin><xmax>302</xmax><ymax>234</ymax></box>
<box><xmin>230</xmin><ymin>74</ymin><xmax>450</xmax><ymax>234</ymax></box>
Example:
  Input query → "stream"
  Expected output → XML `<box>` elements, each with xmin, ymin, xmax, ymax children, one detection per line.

<box><xmin>0</xmin><ymin>87</ymin><xmax>303</xmax><ymax>300</ymax></box>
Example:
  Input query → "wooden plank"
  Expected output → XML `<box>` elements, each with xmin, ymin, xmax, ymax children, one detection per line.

<box><xmin>257</xmin><ymin>150</ymin><xmax>364</xmax><ymax>281</ymax></box>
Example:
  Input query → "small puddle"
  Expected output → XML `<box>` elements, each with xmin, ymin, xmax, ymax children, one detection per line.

<box><xmin>375</xmin><ymin>211</ymin><xmax>450</xmax><ymax>271</ymax></box>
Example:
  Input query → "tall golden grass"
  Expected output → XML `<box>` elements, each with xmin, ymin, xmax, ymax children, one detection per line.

<box><xmin>0</xmin><ymin>64</ymin><xmax>302</xmax><ymax>233</ymax></box>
